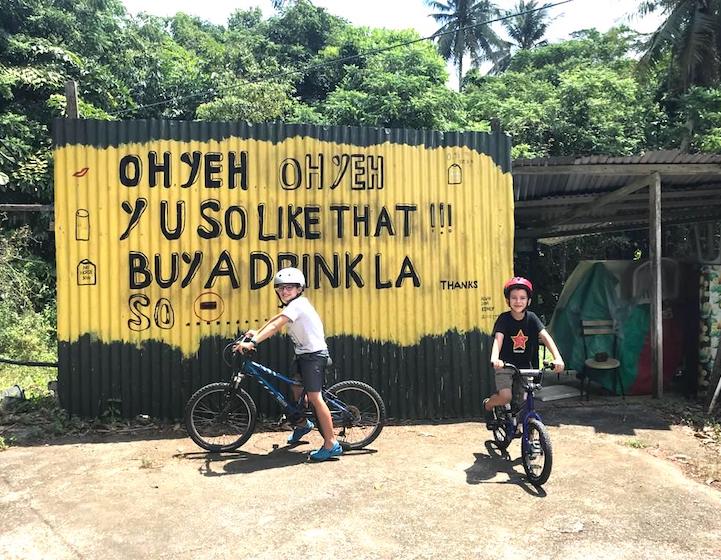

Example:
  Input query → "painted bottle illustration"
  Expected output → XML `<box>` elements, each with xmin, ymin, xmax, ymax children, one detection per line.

<box><xmin>75</xmin><ymin>209</ymin><xmax>90</xmax><ymax>241</ymax></box>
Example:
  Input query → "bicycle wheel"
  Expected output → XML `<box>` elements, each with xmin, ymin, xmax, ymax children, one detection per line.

<box><xmin>326</xmin><ymin>380</ymin><xmax>385</xmax><ymax>450</ymax></box>
<box><xmin>522</xmin><ymin>418</ymin><xmax>553</xmax><ymax>486</ymax></box>
<box><xmin>185</xmin><ymin>382</ymin><xmax>257</xmax><ymax>452</ymax></box>
<box><xmin>491</xmin><ymin>406</ymin><xmax>511</xmax><ymax>450</ymax></box>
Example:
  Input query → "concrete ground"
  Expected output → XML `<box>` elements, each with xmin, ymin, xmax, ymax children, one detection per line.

<box><xmin>1</xmin><ymin>400</ymin><xmax>720</xmax><ymax>560</ymax></box>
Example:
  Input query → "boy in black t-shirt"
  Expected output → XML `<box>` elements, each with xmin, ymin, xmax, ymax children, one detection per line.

<box><xmin>483</xmin><ymin>277</ymin><xmax>564</xmax><ymax>427</ymax></box>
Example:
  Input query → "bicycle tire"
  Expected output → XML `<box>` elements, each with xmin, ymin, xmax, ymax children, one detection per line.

<box><xmin>522</xmin><ymin>418</ymin><xmax>553</xmax><ymax>486</ymax></box>
<box><xmin>491</xmin><ymin>406</ymin><xmax>511</xmax><ymax>450</ymax></box>
<box><xmin>185</xmin><ymin>382</ymin><xmax>257</xmax><ymax>452</ymax></box>
<box><xmin>326</xmin><ymin>380</ymin><xmax>385</xmax><ymax>450</ymax></box>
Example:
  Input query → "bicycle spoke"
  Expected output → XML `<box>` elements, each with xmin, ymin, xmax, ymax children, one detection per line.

<box><xmin>523</xmin><ymin>420</ymin><xmax>551</xmax><ymax>484</ymax></box>
<box><xmin>188</xmin><ymin>385</ymin><xmax>253</xmax><ymax>449</ymax></box>
<box><xmin>325</xmin><ymin>381</ymin><xmax>385</xmax><ymax>449</ymax></box>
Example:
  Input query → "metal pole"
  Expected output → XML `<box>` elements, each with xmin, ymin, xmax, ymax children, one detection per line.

<box><xmin>650</xmin><ymin>172</ymin><xmax>663</xmax><ymax>398</ymax></box>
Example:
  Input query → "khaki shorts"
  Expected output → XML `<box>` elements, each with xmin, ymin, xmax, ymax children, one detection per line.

<box><xmin>494</xmin><ymin>370</ymin><xmax>513</xmax><ymax>392</ymax></box>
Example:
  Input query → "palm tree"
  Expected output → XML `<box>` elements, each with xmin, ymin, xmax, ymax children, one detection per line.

<box><xmin>489</xmin><ymin>0</ymin><xmax>554</xmax><ymax>74</ymax></box>
<box><xmin>638</xmin><ymin>0</ymin><xmax>721</xmax><ymax>91</ymax></box>
<box><xmin>425</xmin><ymin>0</ymin><xmax>503</xmax><ymax>90</ymax></box>
<box><xmin>503</xmin><ymin>0</ymin><xmax>552</xmax><ymax>49</ymax></box>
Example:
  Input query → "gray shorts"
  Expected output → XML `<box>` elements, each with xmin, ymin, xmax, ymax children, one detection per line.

<box><xmin>494</xmin><ymin>370</ymin><xmax>513</xmax><ymax>392</ymax></box>
<box><xmin>292</xmin><ymin>351</ymin><xmax>329</xmax><ymax>393</ymax></box>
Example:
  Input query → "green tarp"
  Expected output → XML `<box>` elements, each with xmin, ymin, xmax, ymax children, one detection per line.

<box><xmin>548</xmin><ymin>262</ymin><xmax>649</xmax><ymax>394</ymax></box>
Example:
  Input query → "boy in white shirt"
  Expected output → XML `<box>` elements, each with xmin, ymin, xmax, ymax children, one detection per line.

<box><xmin>234</xmin><ymin>267</ymin><xmax>341</xmax><ymax>461</ymax></box>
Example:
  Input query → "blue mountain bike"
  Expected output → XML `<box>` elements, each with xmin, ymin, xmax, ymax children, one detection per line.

<box><xmin>487</xmin><ymin>362</ymin><xmax>554</xmax><ymax>486</ymax></box>
<box><xmin>185</xmin><ymin>340</ymin><xmax>386</xmax><ymax>452</ymax></box>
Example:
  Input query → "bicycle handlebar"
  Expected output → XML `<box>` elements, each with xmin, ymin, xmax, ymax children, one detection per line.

<box><xmin>499</xmin><ymin>361</ymin><xmax>554</xmax><ymax>382</ymax></box>
<box><xmin>223</xmin><ymin>337</ymin><xmax>255</xmax><ymax>368</ymax></box>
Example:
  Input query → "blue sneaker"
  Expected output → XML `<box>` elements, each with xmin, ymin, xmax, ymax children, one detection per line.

<box><xmin>309</xmin><ymin>441</ymin><xmax>343</xmax><ymax>462</ymax></box>
<box><xmin>287</xmin><ymin>420</ymin><xmax>314</xmax><ymax>444</ymax></box>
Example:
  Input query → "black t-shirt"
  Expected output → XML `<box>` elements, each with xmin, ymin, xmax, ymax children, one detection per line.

<box><xmin>493</xmin><ymin>311</ymin><xmax>545</xmax><ymax>368</ymax></box>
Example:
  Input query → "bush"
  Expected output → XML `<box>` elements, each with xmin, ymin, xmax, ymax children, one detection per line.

<box><xmin>0</xmin><ymin>226</ymin><xmax>56</xmax><ymax>398</ymax></box>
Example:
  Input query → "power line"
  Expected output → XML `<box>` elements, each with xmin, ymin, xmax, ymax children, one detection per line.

<box><xmin>108</xmin><ymin>0</ymin><xmax>574</xmax><ymax>117</ymax></box>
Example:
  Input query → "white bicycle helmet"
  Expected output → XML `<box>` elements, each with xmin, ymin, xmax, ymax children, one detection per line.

<box><xmin>273</xmin><ymin>267</ymin><xmax>306</xmax><ymax>288</ymax></box>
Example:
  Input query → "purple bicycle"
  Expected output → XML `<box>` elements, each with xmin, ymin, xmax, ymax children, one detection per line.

<box><xmin>487</xmin><ymin>362</ymin><xmax>554</xmax><ymax>486</ymax></box>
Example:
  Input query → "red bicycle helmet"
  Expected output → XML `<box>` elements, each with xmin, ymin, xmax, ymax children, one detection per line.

<box><xmin>503</xmin><ymin>276</ymin><xmax>533</xmax><ymax>298</ymax></box>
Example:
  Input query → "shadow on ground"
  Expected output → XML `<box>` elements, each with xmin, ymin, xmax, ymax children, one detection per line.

<box><xmin>176</xmin><ymin>443</ymin><xmax>379</xmax><ymax>476</ymax></box>
<box><xmin>1</xmin><ymin>392</ymin><xmax>702</xmax><ymax>448</ymax></box>
<box><xmin>464</xmin><ymin>440</ymin><xmax>547</xmax><ymax>497</ymax></box>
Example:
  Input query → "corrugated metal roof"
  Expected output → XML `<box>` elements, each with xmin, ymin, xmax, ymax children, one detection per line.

<box><xmin>512</xmin><ymin>150</ymin><xmax>721</xmax><ymax>240</ymax></box>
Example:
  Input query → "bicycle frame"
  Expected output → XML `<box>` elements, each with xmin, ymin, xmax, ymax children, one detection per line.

<box><xmin>231</xmin><ymin>355</ymin><xmax>356</xmax><ymax>424</ymax></box>
<box><xmin>237</xmin><ymin>359</ymin><xmax>303</xmax><ymax>411</ymax></box>
<box><xmin>501</xmin><ymin>367</ymin><xmax>546</xmax><ymax>443</ymax></box>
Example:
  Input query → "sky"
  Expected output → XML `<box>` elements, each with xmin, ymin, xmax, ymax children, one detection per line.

<box><xmin>120</xmin><ymin>0</ymin><xmax>664</xmax><ymax>87</ymax></box>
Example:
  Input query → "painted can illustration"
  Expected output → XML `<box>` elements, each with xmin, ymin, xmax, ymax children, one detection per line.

<box><xmin>75</xmin><ymin>209</ymin><xmax>90</xmax><ymax>241</ymax></box>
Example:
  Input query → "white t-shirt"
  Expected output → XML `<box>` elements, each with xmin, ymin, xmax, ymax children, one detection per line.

<box><xmin>281</xmin><ymin>296</ymin><xmax>328</xmax><ymax>355</ymax></box>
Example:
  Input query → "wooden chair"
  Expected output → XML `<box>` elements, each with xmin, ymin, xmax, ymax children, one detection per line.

<box><xmin>580</xmin><ymin>319</ymin><xmax>624</xmax><ymax>400</ymax></box>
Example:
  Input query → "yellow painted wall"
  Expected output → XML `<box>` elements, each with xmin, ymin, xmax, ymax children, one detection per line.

<box><xmin>55</xmin><ymin>125</ymin><xmax>513</xmax><ymax>356</ymax></box>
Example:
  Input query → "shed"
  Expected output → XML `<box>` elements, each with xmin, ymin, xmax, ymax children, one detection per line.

<box><xmin>512</xmin><ymin>151</ymin><xmax>721</xmax><ymax>397</ymax></box>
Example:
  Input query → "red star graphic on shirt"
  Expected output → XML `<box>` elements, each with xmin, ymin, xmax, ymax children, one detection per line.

<box><xmin>511</xmin><ymin>329</ymin><xmax>529</xmax><ymax>351</ymax></box>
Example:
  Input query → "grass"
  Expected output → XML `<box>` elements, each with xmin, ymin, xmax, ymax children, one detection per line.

<box><xmin>624</xmin><ymin>438</ymin><xmax>649</xmax><ymax>449</ymax></box>
<box><xmin>0</xmin><ymin>364</ymin><xmax>56</xmax><ymax>400</ymax></box>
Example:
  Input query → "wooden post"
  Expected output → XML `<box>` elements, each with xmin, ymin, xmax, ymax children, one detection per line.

<box><xmin>65</xmin><ymin>80</ymin><xmax>79</xmax><ymax>118</ymax></box>
<box><xmin>650</xmin><ymin>172</ymin><xmax>663</xmax><ymax>398</ymax></box>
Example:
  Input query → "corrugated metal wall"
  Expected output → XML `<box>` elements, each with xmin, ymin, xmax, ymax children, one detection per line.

<box><xmin>53</xmin><ymin>119</ymin><xmax>514</xmax><ymax>419</ymax></box>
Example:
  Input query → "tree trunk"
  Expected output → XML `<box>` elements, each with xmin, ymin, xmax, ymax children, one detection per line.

<box><xmin>457</xmin><ymin>58</ymin><xmax>463</xmax><ymax>92</ymax></box>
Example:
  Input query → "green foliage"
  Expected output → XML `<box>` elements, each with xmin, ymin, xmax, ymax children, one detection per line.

<box><xmin>464</xmin><ymin>28</ymin><xmax>659</xmax><ymax>157</ymax></box>
<box><xmin>489</xmin><ymin>0</ymin><xmax>553</xmax><ymax>74</ymax></box>
<box><xmin>502</xmin><ymin>0</ymin><xmax>552</xmax><ymax>50</ymax></box>
<box><xmin>553</xmin><ymin>66</ymin><xmax>647</xmax><ymax>155</ymax></box>
<box><xmin>195</xmin><ymin>81</ymin><xmax>297</xmax><ymax>122</ymax></box>
<box><xmin>638</xmin><ymin>0</ymin><xmax>721</xmax><ymax>93</ymax></box>
<box><xmin>261</xmin><ymin>0</ymin><xmax>347</xmax><ymax>103</ymax></box>
<box><xmin>320</xmin><ymin>28</ymin><xmax>465</xmax><ymax>129</ymax></box>
<box><xmin>0</xmin><ymin>226</ymin><xmax>56</xmax><ymax>398</ymax></box>
<box><xmin>624</xmin><ymin>438</ymin><xmax>650</xmax><ymax>449</ymax></box>
<box><xmin>425</xmin><ymin>0</ymin><xmax>503</xmax><ymax>88</ymax></box>
<box><xmin>506</xmin><ymin>27</ymin><xmax>641</xmax><ymax>78</ymax></box>
<box><xmin>464</xmin><ymin>69</ymin><xmax>557</xmax><ymax>157</ymax></box>
<box><xmin>0</xmin><ymin>0</ymin><xmax>135</xmax><ymax>200</ymax></box>
<box><xmin>674</xmin><ymin>87</ymin><xmax>721</xmax><ymax>152</ymax></box>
